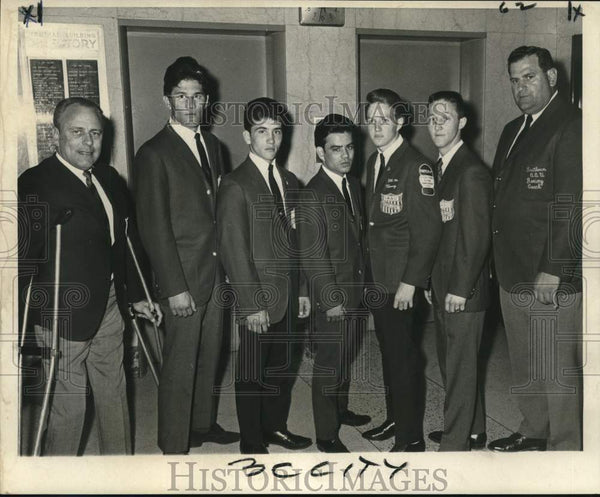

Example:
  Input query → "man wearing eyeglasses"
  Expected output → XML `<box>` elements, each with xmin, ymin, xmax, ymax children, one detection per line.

<box><xmin>134</xmin><ymin>56</ymin><xmax>239</xmax><ymax>454</ymax></box>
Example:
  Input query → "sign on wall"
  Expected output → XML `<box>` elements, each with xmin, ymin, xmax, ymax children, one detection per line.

<box><xmin>18</xmin><ymin>23</ymin><xmax>109</xmax><ymax>171</ymax></box>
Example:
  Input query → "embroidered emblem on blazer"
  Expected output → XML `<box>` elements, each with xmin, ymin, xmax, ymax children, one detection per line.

<box><xmin>439</xmin><ymin>198</ymin><xmax>455</xmax><ymax>222</ymax></box>
<box><xmin>525</xmin><ymin>166</ymin><xmax>546</xmax><ymax>190</ymax></box>
<box><xmin>380</xmin><ymin>192</ymin><xmax>403</xmax><ymax>215</ymax></box>
<box><xmin>419</xmin><ymin>164</ymin><xmax>435</xmax><ymax>196</ymax></box>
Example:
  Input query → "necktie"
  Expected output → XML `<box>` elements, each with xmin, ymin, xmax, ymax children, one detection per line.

<box><xmin>435</xmin><ymin>157</ymin><xmax>443</xmax><ymax>184</ymax></box>
<box><xmin>375</xmin><ymin>153</ymin><xmax>385</xmax><ymax>191</ymax></box>
<box><xmin>194</xmin><ymin>132</ymin><xmax>214</xmax><ymax>187</ymax></box>
<box><xmin>508</xmin><ymin>114</ymin><xmax>533</xmax><ymax>157</ymax></box>
<box><xmin>342</xmin><ymin>177</ymin><xmax>354</xmax><ymax>217</ymax></box>
<box><xmin>268</xmin><ymin>163</ymin><xmax>287</xmax><ymax>222</ymax></box>
<box><xmin>83</xmin><ymin>169</ymin><xmax>110</xmax><ymax>233</ymax></box>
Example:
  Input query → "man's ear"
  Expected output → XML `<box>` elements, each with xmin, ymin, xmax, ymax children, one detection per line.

<box><xmin>547</xmin><ymin>67</ymin><xmax>558</xmax><ymax>88</ymax></box>
<box><xmin>396</xmin><ymin>116</ymin><xmax>405</xmax><ymax>133</ymax></box>
<box><xmin>52</xmin><ymin>126</ymin><xmax>60</xmax><ymax>149</ymax></box>
<box><xmin>458</xmin><ymin>116</ymin><xmax>467</xmax><ymax>131</ymax></box>
<box><xmin>316</xmin><ymin>146</ymin><xmax>325</xmax><ymax>163</ymax></box>
<box><xmin>163</xmin><ymin>96</ymin><xmax>172</xmax><ymax>110</ymax></box>
<box><xmin>242</xmin><ymin>130</ymin><xmax>251</xmax><ymax>146</ymax></box>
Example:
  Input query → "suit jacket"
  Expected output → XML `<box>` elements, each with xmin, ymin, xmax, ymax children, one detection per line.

<box><xmin>492</xmin><ymin>96</ymin><xmax>582</xmax><ymax>293</ymax></box>
<box><xmin>217</xmin><ymin>157</ymin><xmax>305</xmax><ymax>323</ymax></box>
<box><xmin>365</xmin><ymin>140</ymin><xmax>442</xmax><ymax>293</ymax></box>
<box><xmin>431</xmin><ymin>144</ymin><xmax>492</xmax><ymax>312</ymax></box>
<box><xmin>134</xmin><ymin>124</ymin><xmax>224</xmax><ymax>304</ymax></box>
<box><xmin>299</xmin><ymin>167</ymin><xmax>365</xmax><ymax>312</ymax></box>
<box><xmin>18</xmin><ymin>155</ymin><xmax>144</xmax><ymax>341</ymax></box>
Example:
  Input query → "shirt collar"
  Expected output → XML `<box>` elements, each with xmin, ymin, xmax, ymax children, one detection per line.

<box><xmin>321</xmin><ymin>164</ymin><xmax>346</xmax><ymax>192</ymax></box>
<box><xmin>439</xmin><ymin>139</ymin><xmax>464</xmax><ymax>171</ymax></box>
<box><xmin>169</xmin><ymin>118</ymin><xmax>200</xmax><ymax>138</ymax></box>
<box><xmin>529</xmin><ymin>90</ymin><xmax>558</xmax><ymax>124</ymax></box>
<box><xmin>377</xmin><ymin>134</ymin><xmax>404</xmax><ymax>163</ymax></box>
<box><xmin>249</xmin><ymin>151</ymin><xmax>275</xmax><ymax>173</ymax></box>
<box><xmin>56</xmin><ymin>153</ymin><xmax>90</xmax><ymax>183</ymax></box>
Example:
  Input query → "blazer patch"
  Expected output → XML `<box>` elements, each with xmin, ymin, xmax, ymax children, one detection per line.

<box><xmin>380</xmin><ymin>192</ymin><xmax>403</xmax><ymax>215</ymax></box>
<box><xmin>439</xmin><ymin>198</ymin><xmax>455</xmax><ymax>223</ymax></box>
<box><xmin>525</xmin><ymin>166</ymin><xmax>546</xmax><ymax>190</ymax></box>
<box><xmin>418</xmin><ymin>164</ymin><xmax>435</xmax><ymax>196</ymax></box>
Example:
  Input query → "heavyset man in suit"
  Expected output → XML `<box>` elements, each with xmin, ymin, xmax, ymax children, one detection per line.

<box><xmin>362</xmin><ymin>89</ymin><xmax>442</xmax><ymax>452</ymax></box>
<box><xmin>488</xmin><ymin>46</ymin><xmax>582</xmax><ymax>452</ymax></box>
<box><xmin>424</xmin><ymin>91</ymin><xmax>492</xmax><ymax>451</ymax></box>
<box><xmin>299</xmin><ymin>114</ymin><xmax>371</xmax><ymax>453</ymax></box>
<box><xmin>18</xmin><ymin>97</ymin><xmax>161</xmax><ymax>455</ymax></box>
<box><xmin>217</xmin><ymin>97</ymin><xmax>312</xmax><ymax>454</ymax></box>
<box><xmin>134</xmin><ymin>57</ymin><xmax>238</xmax><ymax>455</ymax></box>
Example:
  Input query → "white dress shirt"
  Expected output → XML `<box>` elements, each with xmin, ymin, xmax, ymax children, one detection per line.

<box><xmin>249</xmin><ymin>152</ymin><xmax>287</xmax><ymax>211</ymax></box>
<box><xmin>438</xmin><ymin>139</ymin><xmax>464</xmax><ymax>177</ymax></box>
<box><xmin>322</xmin><ymin>165</ymin><xmax>354</xmax><ymax>213</ymax></box>
<box><xmin>373</xmin><ymin>134</ymin><xmax>404</xmax><ymax>191</ymax></box>
<box><xmin>169</xmin><ymin>119</ymin><xmax>211</xmax><ymax>168</ymax></box>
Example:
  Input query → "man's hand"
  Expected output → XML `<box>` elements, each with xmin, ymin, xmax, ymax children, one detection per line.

<box><xmin>132</xmin><ymin>300</ymin><xmax>164</xmax><ymax>326</ymax></box>
<box><xmin>534</xmin><ymin>272</ymin><xmax>560</xmax><ymax>307</ymax></box>
<box><xmin>394</xmin><ymin>282</ymin><xmax>415</xmax><ymax>310</ymax></box>
<box><xmin>298</xmin><ymin>296</ymin><xmax>311</xmax><ymax>319</ymax></box>
<box><xmin>325</xmin><ymin>304</ymin><xmax>345</xmax><ymax>322</ymax></box>
<box><xmin>168</xmin><ymin>291</ymin><xmax>196</xmax><ymax>317</ymax></box>
<box><xmin>246</xmin><ymin>310</ymin><xmax>270</xmax><ymax>334</ymax></box>
<box><xmin>424</xmin><ymin>289</ymin><xmax>433</xmax><ymax>305</ymax></box>
<box><xmin>445</xmin><ymin>293</ymin><xmax>466</xmax><ymax>313</ymax></box>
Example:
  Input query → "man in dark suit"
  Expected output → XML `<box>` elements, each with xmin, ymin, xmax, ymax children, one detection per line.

<box><xmin>134</xmin><ymin>57</ymin><xmax>238</xmax><ymax>454</ymax></box>
<box><xmin>299</xmin><ymin>114</ymin><xmax>371</xmax><ymax>453</ymax></box>
<box><xmin>424</xmin><ymin>91</ymin><xmax>492</xmax><ymax>451</ymax></box>
<box><xmin>217</xmin><ymin>97</ymin><xmax>311</xmax><ymax>454</ymax></box>
<box><xmin>18</xmin><ymin>97</ymin><xmax>161</xmax><ymax>455</ymax></box>
<box><xmin>488</xmin><ymin>46</ymin><xmax>582</xmax><ymax>452</ymax></box>
<box><xmin>362</xmin><ymin>89</ymin><xmax>442</xmax><ymax>452</ymax></box>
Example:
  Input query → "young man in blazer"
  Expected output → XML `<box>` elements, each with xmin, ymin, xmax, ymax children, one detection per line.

<box><xmin>19</xmin><ymin>97</ymin><xmax>161</xmax><ymax>455</ymax></box>
<box><xmin>488</xmin><ymin>46</ymin><xmax>582</xmax><ymax>451</ymax></box>
<box><xmin>217</xmin><ymin>97</ymin><xmax>311</xmax><ymax>454</ymax></box>
<box><xmin>134</xmin><ymin>57</ymin><xmax>238</xmax><ymax>454</ymax></box>
<box><xmin>362</xmin><ymin>89</ymin><xmax>442</xmax><ymax>452</ymax></box>
<box><xmin>299</xmin><ymin>114</ymin><xmax>371</xmax><ymax>453</ymax></box>
<box><xmin>425</xmin><ymin>91</ymin><xmax>492</xmax><ymax>451</ymax></box>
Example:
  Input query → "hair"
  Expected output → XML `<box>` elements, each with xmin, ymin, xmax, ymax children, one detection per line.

<box><xmin>365</xmin><ymin>88</ymin><xmax>412</xmax><ymax>124</ymax></box>
<box><xmin>53</xmin><ymin>97</ymin><xmax>104</xmax><ymax>129</ymax></box>
<box><xmin>507</xmin><ymin>46</ymin><xmax>555</xmax><ymax>73</ymax></box>
<box><xmin>428</xmin><ymin>91</ymin><xmax>466</xmax><ymax>119</ymax></box>
<box><xmin>163</xmin><ymin>56</ymin><xmax>208</xmax><ymax>96</ymax></box>
<box><xmin>314</xmin><ymin>113</ymin><xmax>356</xmax><ymax>149</ymax></box>
<box><xmin>243</xmin><ymin>97</ymin><xmax>288</xmax><ymax>132</ymax></box>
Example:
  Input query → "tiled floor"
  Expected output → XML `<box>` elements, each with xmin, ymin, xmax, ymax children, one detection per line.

<box><xmin>21</xmin><ymin>308</ymin><xmax>521</xmax><ymax>455</ymax></box>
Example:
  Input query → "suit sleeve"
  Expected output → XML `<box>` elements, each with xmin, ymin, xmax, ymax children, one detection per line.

<box><xmin>217</xmin><ymin>178</ymin><xmax>262</xmax><ymax>315</ymax></box>
<box><xmin>402</xmin><ymin>163</ymin><xmax>443</xmax><ymax>288</ymax></box>
<box><xmin>134</xmin><ymin>145</ymin><xmax>188</xmax><ymax>298</ymax></box>
<box><xmin>448</xmin><ymin>165</ymin><xmax>492</xmax><ymax>298</ymax></box>
<box><xmin>538</xmin><ymin>115</ymin><xmax>582</xmax><ymax>279</ymax></box>
<box><xmin>297</xmin><ymin>192</ymin><xmax>338</xmax><ymax>311</ymax></box>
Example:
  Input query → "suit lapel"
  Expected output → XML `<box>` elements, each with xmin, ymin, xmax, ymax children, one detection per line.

<box><xmin>368</xmin><ymin>140</ymin><xmax>408</xmax><ymax>219</ymax></box>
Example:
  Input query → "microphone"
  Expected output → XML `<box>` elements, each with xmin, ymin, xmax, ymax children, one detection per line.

<box><xmin>53</xmin><ymin>208</ymin><xmax>73</xmax><ymax>226</ymax></box>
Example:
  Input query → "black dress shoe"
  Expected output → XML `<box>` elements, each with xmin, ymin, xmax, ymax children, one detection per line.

<box><xmin>240</xmin><ymin>442</ymin><xmax>269</xmax><ymax>454</ymax></box>
<box><xmin>362</xmin><ymin>420</ymin><xmax>395</xmax><ymax>441</ymax></box>
<box><xmin>263</xmin><ymin>430</ymin><xmax>312</xmax><ymax>450</ymax></box>
<box><xmin>488</xmin><ymin>432</ymin><xmax>546</xmax><ymax>452</ymax></box>
<box><xmin>390</xmin><ymin>439</ymin><xmax>425</xmax><ymax>452</ymax></box>
<box><xmin>428</xmin><ymin>430</ymin><xmax>487</xmax><ymax>450</ymax></box>
<box><xmin>317</xmin><ymin>438</ymin><xmax>350</xmax><ymax>453</ymax></box>
<box><xmin>340</xmin><ymin>410</ymin><xmax>371</xmax><ymax>427</ymax></box>
<box><xmin>190</xmin><ymin>423</ymin><xmax>240</xmax><ymax>447</ymax></box>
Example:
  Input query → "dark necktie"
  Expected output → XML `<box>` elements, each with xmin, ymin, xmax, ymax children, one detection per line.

<box><xmin>342</xmin><ymin>177</ymin><xmax>354</xmax><ymax>217</ymax></box>
<box><xmin>194</xmin><ymin>132</ymin><xmax>214</xmax><ymax>187</ymax></box>
<box><xmin>83</xmin><ymin>168</ymin><xmax>110</xmax><ymax>233</ymax></box>
<box><xmin>268</xmin><ymin>163</ymin><xmax>287</xmax><ymax>222</ymax></box>
<box><xmin>375</xmin><ymin>153</ymin><xmax>385</xmax><ymax>189</ymax></box>
<box><xmin>435</xmin><ymin>157</ymin><xmax>443</xmax><ymax>184</ymax></box>
<box><xmin>508</xmin><ymin>114</ymin><xmax>533</xmax><ymax>157</ymax></box>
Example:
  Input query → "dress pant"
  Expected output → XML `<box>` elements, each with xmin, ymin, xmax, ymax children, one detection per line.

<box><xmin>35</xmin><ymin>284</ymin><xmax>131</xmax><ymax>455</ymax></box>
<box><xmin>499</xmin><ymin>287</ymin><xmax>582</xmax><ymax>450</ymax></box>
<box><xmin>235</xmin><ymin>308</ymin><xmax>302</xmax><ymax>447</ymax></box>
<box><xmin>311</xmin><ymin>311</ymin><xmax>366</xmax><ymax>440</ymax></box>
<box><xmin>433</xmin><ymin>297</ymin><xmax>486</xmax><ymax>451</ymax></box>
<box><xmin>371</xmin><ymin>294</ymin><xmax>424</xmax><ymax>445</ymax></box>
<box><xmin>158</xmin><ymin>284</ymin><xmax>224</xmax><ymax>454</ymax></box>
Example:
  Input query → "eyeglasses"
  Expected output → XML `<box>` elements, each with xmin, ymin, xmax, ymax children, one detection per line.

<box><xmin>167</xmin><ymin>94</ymin><xmax>209</xmax><ymax>109</ymax></box>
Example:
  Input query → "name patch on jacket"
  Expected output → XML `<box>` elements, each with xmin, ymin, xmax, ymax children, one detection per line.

<box><xmin>525</xmin><ymin>166</ymin><xmax>546</xmax><ymax>190</ymax></box>
<box><xmin>419</xmin><ymin>164</ymin><xmax>435</xmax><ymax>196</ymax></box>
<box><xmin>380</xmin><ymin>192</ymin><xmax>403</xmax><ymax>215</ymax></box>
<box><xmin>439</xmin><ymin>198</ymin><xmax>455</xmax><ymax>222</ymax></box>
